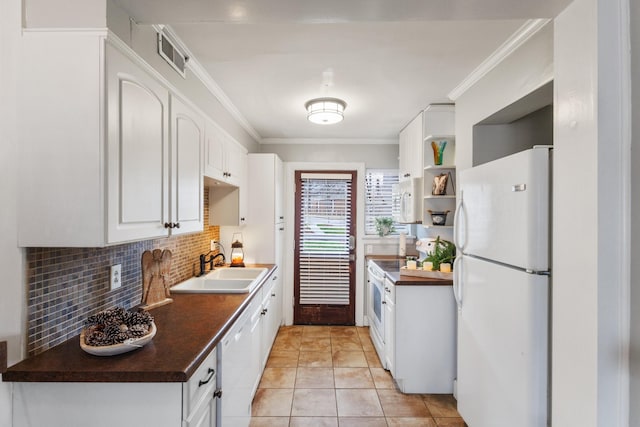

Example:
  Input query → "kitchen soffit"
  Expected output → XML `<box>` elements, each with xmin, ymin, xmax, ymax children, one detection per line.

<box><xmin>113</xmin><ymin>0</ymin><xmax>571</xmax><ymax>142</ymax></box>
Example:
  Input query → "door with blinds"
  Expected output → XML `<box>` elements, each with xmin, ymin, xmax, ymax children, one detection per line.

<box><xmin>294</xmin><ymin>171</ymin><xmax>356</xmax><ymax>325</ymax></box>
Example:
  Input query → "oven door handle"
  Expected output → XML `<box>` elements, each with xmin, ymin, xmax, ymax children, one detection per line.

<box><xmin>367</xmin><ymin>266</ymin><xmax>385</xmax><ymax>283</ymax></box>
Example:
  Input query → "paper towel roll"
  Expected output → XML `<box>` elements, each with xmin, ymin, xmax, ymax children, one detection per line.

<box><xmin>399</xmin><ymin>232</ymin><xmax>406</xmax><ymax>256</ymax></box>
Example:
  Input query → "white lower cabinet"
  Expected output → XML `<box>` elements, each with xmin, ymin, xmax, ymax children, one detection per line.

<box><xmin>260</xmin><ymin>273</ymin><xmax>282</xmax><ymax>369</ymax></box>
<box><xmin>388</xmin><ymin>282</ymin><xmax>457</xmax><ymax>393</ymax></box>
<box><xmin>12</xmin><ymin>350</ymin><xmax>218</xmax><ymax>427</ymax></box>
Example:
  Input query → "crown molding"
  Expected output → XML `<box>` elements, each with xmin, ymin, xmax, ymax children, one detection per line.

<box><xmin>447</xmin><ymin>18</ymin><xmax>551</xmax><ymax>101</ymax></box>
<box><xmin>154</xmin><ymin>25</ymin><xmax>263</xmax><ymax>143</ymax></box>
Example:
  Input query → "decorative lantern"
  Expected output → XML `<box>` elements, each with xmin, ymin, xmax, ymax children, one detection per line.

<box><xmin>230</xmin><ymin>232</ymin><xmax>245</xmax><ymax>267</ymax></box>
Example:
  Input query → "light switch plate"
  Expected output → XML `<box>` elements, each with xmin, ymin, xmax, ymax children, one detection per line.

<box><xmin>110</xmin><ymin>264</ymin><xmax>122</xmax><ymax>291</ymax></box>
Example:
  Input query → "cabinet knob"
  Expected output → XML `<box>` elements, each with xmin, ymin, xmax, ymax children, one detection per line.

<box><xmin>164</xmin><ymin>222</ymin><xmax>180</xmax><ymax>229</ymax></box>
<box><xmin>213</xmin><ymin>389</ymin><xmax>223</xmax><ymax>399</ymax></box>
<box><xmin>241</xmin><ymin>217</ymin><xmax>246</xmax><ymax>222</ymax></box>
<box><xmin>382</xmin><ymin>301</ymin><xmax>387</xmax><ymax>305</ymax></box>
<box><xmin>164</xmin><ymin>222</ymin><xmax>171</xmax><ymax>229</ymax></box>
<box><xmin>174</xmin><ymin>222</ymin><xmax>180</xmax><ymax>229</ymax></box>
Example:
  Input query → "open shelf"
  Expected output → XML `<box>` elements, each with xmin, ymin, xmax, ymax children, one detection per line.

<box><xmin>423</xmin><ymin>225</ymin><xmax>454</xmax><ymax>230</ymax></box>
<box><xmin>424</xmin><ymin>165</ymin><xmax>456</xmax><ymax>171</ymax></box>
<box><xmin>424</xmin><ymin>195</ymin><xmax>456</xmax><ymax>199</ymax></box>
<box><xmin>423</xmin><ymin>134</ymin><xmax>456</xmax><ymax>143</ymax></box>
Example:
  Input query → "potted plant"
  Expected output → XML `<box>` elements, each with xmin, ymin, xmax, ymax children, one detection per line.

<box><xmin>424</xmin><ymin>236</ymin><xmax>456</xmax><ymax>271</ymax></box>
<box><xmin>374</xmin><ymin>217</ymin><xmax>395</xmax><ymax>237</ymax></box>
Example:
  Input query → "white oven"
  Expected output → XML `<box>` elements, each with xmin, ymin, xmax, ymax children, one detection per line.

<box><xmin>367</xmin><ymin>260</ymin><xmax>386</xmax><ymax>365</ymax></box>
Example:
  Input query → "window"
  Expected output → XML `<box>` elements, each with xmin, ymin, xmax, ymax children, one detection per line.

<box><xmin>364</xmin><ymin>169</ymin><xmax>408</xmax><ymax>235</ymax></box>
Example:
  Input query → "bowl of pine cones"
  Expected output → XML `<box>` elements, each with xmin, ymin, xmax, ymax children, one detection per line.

<box><xmin>80</xmin><ymin>307</ymin><xmax>156</xmax><ymax>356</ymax></box>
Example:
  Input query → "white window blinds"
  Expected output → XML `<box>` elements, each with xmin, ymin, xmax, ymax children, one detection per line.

<box><xmin>298</xmin><ymin>173</ymin><xmax>352</xmax><ymax>305</ymax></box>
<box><xmin>365</xmin><ymin>169</ymin><xmax>407</xmax><ymax>235</ymax></box>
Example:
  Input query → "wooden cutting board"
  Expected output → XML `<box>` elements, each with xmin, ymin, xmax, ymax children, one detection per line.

<box><xmin>140</xmin><ymin>249</ymin><xmax>173</xmax><ymax>310</ymax></box>
<box><xmin>399</xmin><ymin>266</ymin><xmax>453</xmax><ymax>280</ymax></box>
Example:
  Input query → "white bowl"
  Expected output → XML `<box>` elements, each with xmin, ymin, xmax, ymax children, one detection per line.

<box><xmin>80</xmin><ymin>322</ymin><xmax>157</xmax><ymax>356</ymax></box>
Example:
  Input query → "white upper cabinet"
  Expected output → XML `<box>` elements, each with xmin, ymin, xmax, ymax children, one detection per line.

<box><xmin>206</xmin><ymin>118</ymin><xmax>248</xmax><ymax>226</ymax></box>
<box><xmin>204</xmin><ymin>121</ymin><xmax>247</xmax><ymax>188</ymax></box>
<box><xmin>18</xmin><ymin>32</ymin><xmax>204</xmax><ymax>247</ymax></box>
<box><xmin>398</xmin><ymin>112</ymin><xmax>424</xmax><ymax>181</ymax></box>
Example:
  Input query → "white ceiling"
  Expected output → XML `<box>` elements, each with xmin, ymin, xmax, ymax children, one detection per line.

<box><xmin>113</xmin><ymin>0</ymin><xmax>570</xmax><ymax>142</ymax></box>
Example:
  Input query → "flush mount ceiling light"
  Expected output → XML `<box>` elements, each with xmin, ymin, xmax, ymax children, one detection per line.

<box><xmin>305</xmin><ymin>97</ymin><xmax>347</xmax><ymax>125</ymax></box>
<box><xmin>305</xmin><ymin>69</ymin><xmax>347</xmax><ymax>125</ymax></box>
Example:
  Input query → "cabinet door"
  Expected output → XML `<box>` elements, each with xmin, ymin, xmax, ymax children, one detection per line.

<box><xmin>399</xmin><ymin>113</ymin><xmax>423</xmax><ymax>181</ymax></box>
<box><xmin>274</xmin><ymin>155</ymin><xmax>285</xmax><ymax>223</ymax></box>
<box><xmin>184</xmin><ymin>394</ymin><xmax>216</xmax><ymax>427</ymax></box>
<box><xmin>107</xmin><ymin>44</ymin><xmax>170</xmax><ymax>243</ymax></box>
<box><xmin>224</xmin><ymin>138</ymin><xmax>247</xmax><ymax>188</ymax></box>
<box><xmin>170</xmin><ymin>96</ymin><xmax>204</xmax><ymax>235</ymax></box>
<box><xmin>204</xmin><ymin>120</ymin><xmax>226</xmax><ymax>182</ymax></box>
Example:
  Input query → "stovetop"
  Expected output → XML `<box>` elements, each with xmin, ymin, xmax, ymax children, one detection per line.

<box><xmin>369</xmin><ymin>259</ymin><xmax>404</xmax><ymax>272</ymax></box>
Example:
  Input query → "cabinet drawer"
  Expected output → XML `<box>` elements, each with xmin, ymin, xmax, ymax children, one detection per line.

<box><xmin>183</xmin><ymin>349</ymin><xmax>217</xmax><ymax>418</ymax></box>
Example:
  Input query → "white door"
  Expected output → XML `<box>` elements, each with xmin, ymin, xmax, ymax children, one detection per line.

<box><xmin>456</xmin><ymin>146</ymin><xmax>550</xmax><ymax>271</ymax></box>
<box><xmin>170</xmin><ymin>96</ymin><xmax>203</xmax><ymax>234</ymax></box>
<box><xmin>455</xmin><ymin>255</ymin><xmax>548</xmax><ymax>427</ymax></box>
<box><xmin>106</xmin><ymin>44</ymin><xmax>169</xmax><ymax>243</ymax></box>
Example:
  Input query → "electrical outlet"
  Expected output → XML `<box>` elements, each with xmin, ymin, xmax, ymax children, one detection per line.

<box><xmin>210</xmin><ymin>240</ymin><xmax>217</xmax><ymax>251</ymax></box>
<box><xmin>110</xmin><ymin>264</ymin><xmax>122</xmax><ymax>291</ymax></box>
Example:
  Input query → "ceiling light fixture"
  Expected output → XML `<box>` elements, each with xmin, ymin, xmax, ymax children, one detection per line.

<box><xmin>305</xmin><ymin>97</ymin><xmax>347</xmax><ymax>125</ymax></box>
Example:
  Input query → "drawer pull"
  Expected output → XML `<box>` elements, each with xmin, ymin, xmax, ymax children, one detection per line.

<box><xmin>198</xmin><ymin>368</ymin><xmax>215</xmax><ymax>387</ymax></box>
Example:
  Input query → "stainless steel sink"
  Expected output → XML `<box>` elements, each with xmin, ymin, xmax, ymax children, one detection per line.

<box><xmin>170</xmin><ymin>267</ymin><xmax>268</xmax><ymax>294</ymax></box>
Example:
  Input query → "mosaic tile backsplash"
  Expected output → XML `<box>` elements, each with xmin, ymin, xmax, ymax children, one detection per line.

<box><xmin>26</xmin><ymin>191</ymin><xmax>220</xmax><ymax>356</ymax></box>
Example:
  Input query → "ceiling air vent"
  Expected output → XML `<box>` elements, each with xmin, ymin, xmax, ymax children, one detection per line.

<box><xmin>157</xmin><ymin>32</ymin><xmax>188</xmax><ymax>78</ymax></box>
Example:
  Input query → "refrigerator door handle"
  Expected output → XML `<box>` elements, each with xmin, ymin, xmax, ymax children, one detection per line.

<box><xmin>453</xmin><ymin>190</ymin><xmax>466</xmax><ymax>251</ymax></box>
<box><xmin>453</xmin><ymin>256</ymin><xmax>463</xmax><ymax>309</ymax></box>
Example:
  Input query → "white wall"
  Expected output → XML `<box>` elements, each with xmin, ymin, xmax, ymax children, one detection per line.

<box><xmin>454</xmin><ymin>23</ymin><xmax>554</xmax><ymax>171</ymax></box>
<box><xmin>630</xmin><ymin>0</ymin><xmax>640</xmax><ymax>422</ymax></box>
<box><xmin>553</xmin><ymin>0</ymin><xmax>630</xmax><ymax>426</ymax></box>
<box><xmin>0</xmin><ymin>0</ymin><xmax>27</xmax><ymax>423</ymax></box>
<box><xmin>24</xmin><ymin>0</ymin><xmax>106</xmax><ymax>27</ymax></box>
<box><xmin>261</xmin><ymin>142</ymin><xmax>399</xmax><ymax>169</ymax></box>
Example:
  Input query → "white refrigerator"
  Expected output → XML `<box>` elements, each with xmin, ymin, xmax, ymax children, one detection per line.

<box><xmin>453</xmin><ymin>146</ymin><xmax>551</xmax><ymax>427</ymax></box>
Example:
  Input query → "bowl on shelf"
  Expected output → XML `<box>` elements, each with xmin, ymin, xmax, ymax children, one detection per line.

<box><xmin>428</xmin><ymin>210</ymin><xmax>450</xmax><ymax>226</ymax></box>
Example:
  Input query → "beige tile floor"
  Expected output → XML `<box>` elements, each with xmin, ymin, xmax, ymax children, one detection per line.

<box><xmin>251</xmin><ymin>325</ymin><xmax>466</xmax><ymax>427</ymax></box>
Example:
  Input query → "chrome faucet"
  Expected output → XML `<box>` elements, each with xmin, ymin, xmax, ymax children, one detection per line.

<box><xmin>198</xmin><ymin>252</ymin><xmax>226</xmax><ymax>277</ymax></box>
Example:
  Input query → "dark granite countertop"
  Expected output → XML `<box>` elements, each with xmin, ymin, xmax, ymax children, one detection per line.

<box><xmin>369</xmin><ymin>259</ymin><xmax>453</xmax><ymax>287</ymax></box>
<box><xmin>3</xmin><ymin>264</ymin><xmax>276</xmax><ymax>383</ymax></box>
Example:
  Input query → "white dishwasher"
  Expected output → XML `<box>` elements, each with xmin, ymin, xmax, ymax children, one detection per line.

<box><xmin>219</xmin><ymin>310</ymin><xmax>252</xmax><ymax>427</ymax></box>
